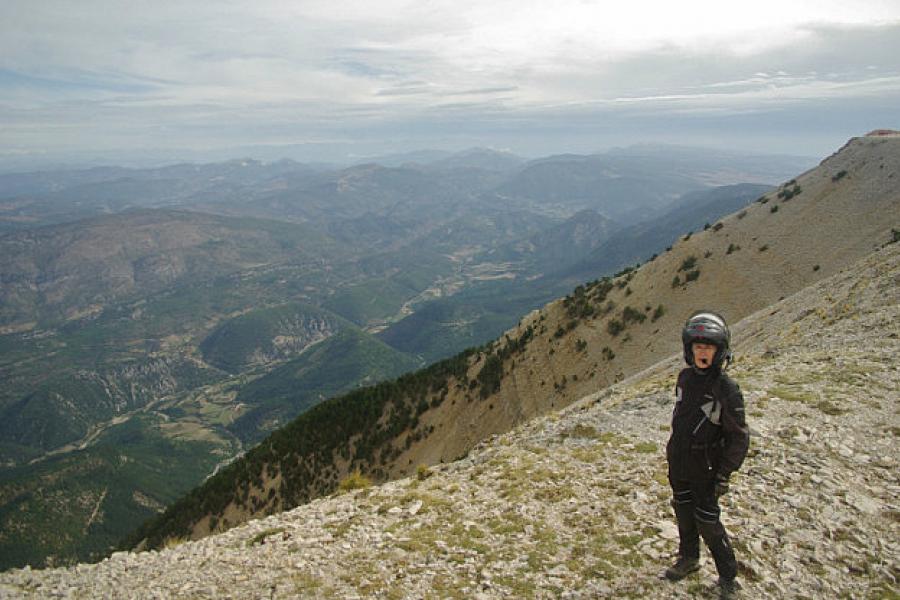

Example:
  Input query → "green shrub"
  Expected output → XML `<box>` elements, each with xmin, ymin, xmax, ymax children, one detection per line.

<box><xmin>832</xmin><ymin>170</ymin><xmax>847</xmax><ymax>182</ymax></box>
<box><xmin>338</xmin><ymin>470</ymin><xmax>372</xmax><ymax>493</ymax></box>
<box><xmin>671</xmin><ymin>275</ymin><xmax>681</xmax><ymax>288</ymax></box>
<box><xmin>726</xmin><ymin>243</ymin><xmax>740</xmax><ymax>255</ymax></box>
<box><xmin>678</xmin><ymin>256</ymin><xmax>697</xmax><ymax>272</ymax></box>
<box><xmin>651</xmin><ymin>305</ymin><xmax>665</xmax><ymax>322</ymax></box>
<box><xmin>607</xmin><ymin>319</ymin><xmax>625</xmax><ymax>337</ymax></box>
<box><xmin>602</xmin><ymin>347</ymin><xmax>615</xmax><ymax>361</ymax></box>
<box><xmin>777</xmin><ymin>183</ymin><xmax>801</xmax><ymax>201</ymax></box>
<box><xmin>476</xmin><ymin>354</ymin><xmax>503</xmax><ymax>399</ymax></box>
<box><xmin>684</xmin><ymin>269</ymin><xmax>700</xmax><ymax>283</ymax></box>
<box><xmin>247</xmin><ymin>527</ymin><xmax>286</xmax><ymax>547</ymax></box>
<box><xmin>622</xmin><ymin>306</ymin><xmax>646</xmax><ymax>324</ymax></box>
<box><xmin>589</xmin><ymin>279</ymin><xmax>614</xmax><ymax>304</ymax></box>
<box><xmin>416</xmin><ymin>464</ymin><xmax>432</xmax><ymax>481</ymax></box>
<box><xmin>817</xmin><ymin>400</ymin><xmax>846</xmax><ymax>416</ymax></box>
<box><xmin>770</xmin><ymin>205</ymin><xmax>779</xmax><ymax>213</ymax></box>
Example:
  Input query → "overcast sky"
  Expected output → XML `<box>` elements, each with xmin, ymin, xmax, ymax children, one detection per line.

<box><xmin>2</xmin><ymin>0</ymin><xmax>899</xmax><ymax>168</ymax></box>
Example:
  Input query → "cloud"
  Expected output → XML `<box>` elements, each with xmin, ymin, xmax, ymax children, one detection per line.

<box><xmin>0</xmin><ymin>1</ymin><xmax>898</xmax><ymax>165</ymax></box>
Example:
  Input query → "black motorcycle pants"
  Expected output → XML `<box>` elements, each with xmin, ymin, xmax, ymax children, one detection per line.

<box><xmin>669</xmin><ymin>476</ymin><xmax>738</xmax><ymax>580</ymax></box>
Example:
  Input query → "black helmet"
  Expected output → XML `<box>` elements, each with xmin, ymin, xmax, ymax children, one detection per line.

<box><xmin>682</xmin><ymin>310</ymin><xmax>731</xmax><ymax>369</ymax></box>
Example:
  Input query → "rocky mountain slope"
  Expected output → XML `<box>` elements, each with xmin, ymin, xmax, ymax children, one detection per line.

<box><xmin>390</xmin><ymin>132</ymin><xmax>899</xmax><ymax>468</ymax></box>
<box><xmin>2</xmin><ymin>143</ymin><xmax>801</xmax><ymax>570</ymax></box>
<box><xmin>3</xmin><ymin>229</ymin><xmax>896</xmax><ymax>599</ymax></box>
<box><xmin>121</xmin><ymin>133</ymin><xmax>899</xmax><ymax>551</ymax></box>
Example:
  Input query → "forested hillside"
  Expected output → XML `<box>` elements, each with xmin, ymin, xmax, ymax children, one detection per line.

<box><xmin>6</xmin><ymin>206</ymin><xmax>896</xmax><ymax>600</ymax></box>
<box><xmin>0</xmin><ymin>144</ymin><xmax>807</xmax><ymax>569</ymax></box>
<box><xmin>121</xmin><ymin>134</ymin><xmax>899</xmax><ymax>553</ymax></box>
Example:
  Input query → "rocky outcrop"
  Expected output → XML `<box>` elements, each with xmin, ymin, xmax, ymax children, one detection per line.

<box><xmin>200</xmin><ymin>308</ymin><xmax>345</xmax><ymax>374</ymax></box>
<box><xmin>3</xmin><ymin>232</ymin><xmax>896</xmax><ymax>598</ymax></box>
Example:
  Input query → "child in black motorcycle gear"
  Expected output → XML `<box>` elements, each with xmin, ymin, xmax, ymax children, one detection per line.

<box><xmin>664</xmin><ymin>311</ymin><xmax>750</xmax><ymax>598</ymax></box>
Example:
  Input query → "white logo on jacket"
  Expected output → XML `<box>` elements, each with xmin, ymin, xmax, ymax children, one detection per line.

<box><xmin>701</xmin><ymin>394</ymin><xmax>722</xmax><ymax>426</ymax></box>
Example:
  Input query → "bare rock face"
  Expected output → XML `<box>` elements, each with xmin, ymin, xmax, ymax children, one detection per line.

<box><xmin>2</xmin><ymin>231</ymin><xmax>896</xmax><ymax>598</ymax></box>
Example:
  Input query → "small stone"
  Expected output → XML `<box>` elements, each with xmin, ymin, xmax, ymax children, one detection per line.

<box><xmin>548</xmin><ymin>565</ymin><xmax>569</xmax><ymax>576</ymax></box>
<box><xmin>657</xmin><ymin>521</ymin><xmax>679</xmax><ymax>540</ymax></box>
<box><xmin>787</xmin><ymin>496</ymin><xmax>804</xmax><ymax>508</ymax></box>
<box><xmin>847</xmin><ymin>493</ymin><xmax>880</xmax><ymax>515</ymax></box>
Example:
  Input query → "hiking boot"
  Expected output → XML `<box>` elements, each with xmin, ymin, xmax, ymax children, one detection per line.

<box><xmin>717</xmin><ymin>577</ymin><xmax>741</xmax><ymax>599</ymax></box>
<box><xmin>664</xmin><ymin>556</ymin><xmax>700</xmax><ymax>581</ymax></box>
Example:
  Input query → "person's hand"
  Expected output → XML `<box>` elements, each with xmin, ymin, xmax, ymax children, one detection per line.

<box><xmin>714</xmin><ymin>473</ymin><xmax>730</xmax><ymax>497</ymax></box>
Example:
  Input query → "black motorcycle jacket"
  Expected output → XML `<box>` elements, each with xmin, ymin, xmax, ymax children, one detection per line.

<box><xmin>666</xmin><ymin>367</ymin><xmax>749</xmax><ymax>481</ymax></box>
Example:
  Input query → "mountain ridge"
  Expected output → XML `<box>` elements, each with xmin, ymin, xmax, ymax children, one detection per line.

<box><xmin>0</xmin><ymin>135</ymin><xmax>889</xmax><ymax>570</ymax></box>
<box><xmin>3</xmin><ymin>226</ymin><xmax>896</xmax><ymax>598</ymax></box>
<box><xmin>118</xmin><ymin>134</ymin><xmax>899</xmax><ymax>551</ymax></box>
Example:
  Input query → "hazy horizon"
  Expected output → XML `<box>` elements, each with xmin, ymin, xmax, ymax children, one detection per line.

<box><xmin>2</xmin><ymin>1</ymin><xmax>898</xmax><ymax>171</ymax></box>
<box><xmin>0</xmin><ymin>141</ymin><xmax>825</xmax><ymax>176</ymax></box>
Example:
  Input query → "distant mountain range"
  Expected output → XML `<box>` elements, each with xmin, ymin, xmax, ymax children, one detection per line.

<box><xmin>0</xmin><ymin>143</ymin><xmax>817</xmax><ymax>569</ymax></box>
<box><xmin>118</xmin><ymin>133</ymin><xmax>899</xmax><ymax>558</ymax></box>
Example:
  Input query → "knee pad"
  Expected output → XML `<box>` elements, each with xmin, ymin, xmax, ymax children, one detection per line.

<box><xmin>694</xmin><ymin>504</ymin><xmax>720</xmax><ymax>525</ymax></box>
<box><xmin>673</xmin><ymin>489</ymin><xmax>693</xmax><ymax>506</ymax></box>
<box><xmin>696</xmin><ymin>518</ymin><xmax>726</xmax><ymax>541</ymax></box>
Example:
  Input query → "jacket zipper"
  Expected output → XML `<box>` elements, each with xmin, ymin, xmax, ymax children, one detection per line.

<box><xmin>692</xmin><ymin>416</ymin><xmax>707</xmax><ymax>435</ymax></box>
